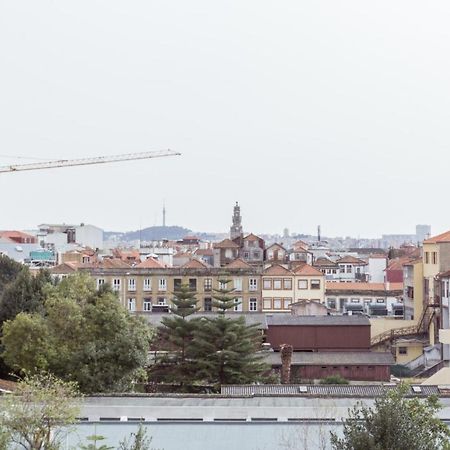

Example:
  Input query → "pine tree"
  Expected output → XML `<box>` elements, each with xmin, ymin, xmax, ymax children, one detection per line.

<box><xmin>190</xmin><ymin>278</ymin><xmax>267</xmax><ymax>389</ymax></box>
<box><xmin>152</xmin><ymin>283</ymin><xmax>199</xmax><ymax>386</ymax></box>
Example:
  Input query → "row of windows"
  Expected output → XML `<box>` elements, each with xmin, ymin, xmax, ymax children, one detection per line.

<box><xmin>128</xmin><ymin>297</ymin><xmax>259</xmax><ymax>312</ymax></box>
<box><xmin>100</xmin><ymin>277</ymin><xmax>259</xmax><ymax>292</ymax></box>
<box><xmin>263</xmin><ymin>297</ymin><xmax>292</xmax><ymax>310</ymax></box>
<box><xmin>327</xmin><ymin>297</ymin><xmax>387</xmax><ymax>309</ymax></box>
<box><xmin>262</xmin><ymin>279</ymin><xmax>321</xmax><ymax>290</ymax></box>
<box><xmin>424</xmin><ymin>251</ymin><xmax>438</xmax><ymax>264</ymax></box>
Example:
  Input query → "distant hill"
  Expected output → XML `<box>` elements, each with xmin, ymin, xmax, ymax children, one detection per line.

<box><xmin>105</xmin><ymin>226</ymin><xmax>192</xmax><ymax>242</ymax></box>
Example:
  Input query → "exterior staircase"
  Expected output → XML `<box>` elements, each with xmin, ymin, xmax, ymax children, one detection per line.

<box><xmin>370</xmin><ymin>303</ymin><xmax>438</xmax><ymax>347</ymax></box>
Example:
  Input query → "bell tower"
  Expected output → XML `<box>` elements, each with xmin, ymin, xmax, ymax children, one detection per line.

<box><xmin>230</xmin><ymin>202</ymin><xmax>243</xmax><ymax>240</ymax></box>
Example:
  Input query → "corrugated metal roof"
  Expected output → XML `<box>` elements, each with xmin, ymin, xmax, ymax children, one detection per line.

<box><xmin>221</xmin><ymin>384</ymin><xmax>441</xmax><ymax>397</ymax></box>
<box><xmin>266</xmin><ymin>314</ymin><xmax>369</xmax><ymax>326</ymax></box>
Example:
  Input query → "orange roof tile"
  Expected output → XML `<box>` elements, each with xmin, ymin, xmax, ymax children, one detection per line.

<box><xmin>263</xmin><ymin>264</ymin><xmax>293</xmax><ymax>276</ymax></box>
<box><xmin>181</xmin><ymin>259</ymin><xmax>209</xmax><ymax>269</ymax></box>
<box><xmin>294</xmin><ymin>263</ymin><xmax>324</xmax><ymax>276</ymax></box>
<box><xmin>214</xmin><ymin>239</ymin><xmax>240</xmax><ymax>249</ymax></box>
<box><xmin>424</xmin><ymin>230</ymin><xmax>450</xmax><ymax>244</ymax></box>
<box><xmin>244</xmin><ymin>233</ymin><xmax>262</xmax><ymax>241</ymax></box>
<box><xmin>325</xmin><ymin>282</ymin><xmax>403</xmax><ymax>291</ymax></box>
<box><xmin>225</xmin><ymin>258</ymin><xmax>252</xmax><ymax>269</ymax></box>
<box><xmin>136</xmin><ymin>258</ymin><xmax>164</xmax><ymax>269</ymax></box>
<box><xmin>336</xmin><ymin>255</ymin><xmax>368</xmax><ymax>265</ymax></box>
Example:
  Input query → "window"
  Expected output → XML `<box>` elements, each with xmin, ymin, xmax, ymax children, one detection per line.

<box><xmin>157</xmin><ymin>297</ymin><xmax>167</xmax><ymax>305</ymax></box>
<box><xmin>273</xmin><ymin>279</ymin><xmax>282</xmax><ymax>290</ymax></box>
<box><xmin>328</xmin><ymin>298</ymin><xmax>336</xmax><ymax>309</ymax></box>
<box><xmin>127</xmin><ymin>298</ymin><xmax>136</xmax><ymax>311</ymax></box>
<box><xmin>204</xmin><ymin>298</ymin><xmax>212</xmax><ymax>311</ymax></box>
<box><xmin>311</xmin><ymin>280</ymin><xmax>321</xmax><ymax>290</ymax></box>
<box><xmin>243</xmin><ymin>251</ymin><xmax>250</xmax><ymax>259</ymax></box>
<box><xmin>219</xmin><ymin>280</ymin><xmax>228</xmax><ymax>290</ymax></box>
<box><xmin>283</xmin><ymin>298</ymin><xmax>291</xmax><ymax>309</ymax></box>
<box><xmin>128</xmin><ymin>278</ymin><xmax>136</xmax><ymax>292</ymax></box>
<box><xmin>113</xmin><ymin>279</ymin><xmax>121</xmax><ymax>291</ymax></box>
<box><xmin>298</xmin><ymin>279</ymin><xmax>308</xmax><ymax>289</ymax></box>
<box><xmin>143</xmin><ymin>278</ymin><xmax>152</xmax><ymax>291</ymax></box>
<box><xmin>174</xmin><ymin>278</ymin><xmax>182</xmax><ymax>290</ymax></box>
<box><xmin>253</xmin><ymin>251</ymin><xmax>260</xmax><ymax>259</ymax></box>
<box><xmin>425</xmin><ymin>252</ymin><xmax>430</xmax><ymax>264</ymax></box>
<box><xmin>273</xmin><ymin>298</ymin><xmax>282</xmax><ymax>309</ymax></box>
<box><xmin>399</xmin><ymin>347</ymin><xmax>408</xmax><ymax>355</ymax></box>
<box><xmin>234</xmin><ymin>298</ymin><xmax>242</xmax><ymax>311</ymax></box>
<box><xmin>96</xmin><ymin>279</ymin><xmax>105</xmax><ymax>290</ymax></box>
<box><xmin>189</xmin><ymin>278</ymin><xmax>197</xmax><ymax>291</ymax></box>
<box><xmin>249</xmin><ymin>278</ymin><xmax>258</xmax><ymax>291</ymax></box>
<box><xmin>339</xmin><ymin>265</ymin><xmax>345</xmax><ymax>273</ymax></box>
<box><xmin>283</xmin><ymin>278</ymin><xmax>292</xmax><ymax>290</ymax></box>
<box><xmin>204</xmin><ymin>278</ymin><xmax>212</xmax><ymax>291</ymax></box>
<box><xmin>143</xmin><ymin>299</ymin><xmax>152</xmax><ymax>311</ymax></box>
<box><xmin>234</xmin><ymin>278</ymin><xmax>243</xmax><ymax>291</ymax></box>
<box><xmin>158</xmin><ymin>278</ymin><xmax>167</xmax><ymax>291</ymax></box>
<box><xmin>263</xmin><ymin>298</ymin><xmax>272</xmax><ymax>310</ymax></box>
<box><xmin>351</xmin><ymin>298</ymin><xmax>360</xmax><ymax>303</ymax></box>
<box><xmin>432</xmin><ymin>252</ymin><xmax>437</xmax><ymax>264</ymax></box>
<box><xmin>249</xmin><ymin>298</ymin><xmax>257</xmax><ymax>311</ymax></box>
<box><xmin>263</xmin><ymin>278</ymin><xmax>272</xmax><ymax>290</ymax></box>
<box><xmin>346</xmin><ymin>265</ymin><xmax>352</xmax><ymax>273</ymax></box>
<box><xmin>376</xmin><ymin>298</ymin><xmax>385</xmax><ymax>303</ymax></box>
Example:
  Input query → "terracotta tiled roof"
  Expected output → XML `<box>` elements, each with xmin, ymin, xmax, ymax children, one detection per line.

<box><xmin>181</xmin><ymin>259</ymin><xmax>209</xmax><ymax>269</ymax></box>
<box><xmin>194</xmin><ymin>248</ymin><xmax>214</xmax><ymax>256</ymax></box>
<box><xmin>50</xmin><ymin>262</ymin><xmax>80</xmax><ymax>274</ymax></box>
<box><xmin>424</xmin><ymin>231</ymin><xmax>450</xmax><ymax>244</ymax></box>
<box><xmin>244</xmin><ymin>233</ymin><xmax>261</xmax><ymax>242</ymax></box>
<box><xmin>226</xmin><ymin>258</ymin><xmax>252</xmax><ymax>269</ymax></box>
<box><xmin>263</xmin><ymin>264</ymin><xmax>293</xmax><ymax>276</ymax></box>
<box><xmin>136</xmin><ymin>258</ymin><xmax>164</xmax><ymax>268</ymax></box>
<box><xmin>0</xmin><ymin>230</ymin><xmax>36</xmax><ymax>240</ymax></box>
<box><xmin>313</xmin><ymin>257</ymin><xmax>338</xmax><ymax>267</ymax></box>
<box><xmin>336</xmin><ymin>255</ymin><xmax>368</xmax><ymax>265</ymax></box>
<box><xmin>294</xmin><ymin>263</ymin><xmax>324</xmax><ymax>276</ymax></box>
<box><xmin>266</xmin><ymin>243</ymin><xmax>286</xmax><ymax>251</ymax></box>
<box><xmin>214</xmin><ymin>239</ymin><xmax>240</xmax><ymax>249</ymax></box>
<box><xmin>387</xmin><ymin>257</ymin><xmax>413</xmax><ymax>271</ymax></box>
<box><xmin>325</xmin><ymin>282</ymin><xmax>403</xmax><ymax>291</ymax></box>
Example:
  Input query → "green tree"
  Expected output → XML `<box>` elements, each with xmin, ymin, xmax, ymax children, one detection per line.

<box><xmin>0</xmin><ymin>268</ymin><xmax>51</xmax><ymax>324</ymax></box>
<box><xmin>151</xmin><ymin>283</ymin><xmax>199</xmax><ymax>386</ymax></box>
<box><xmin>118</xmin><ymin>424</ymin><xmax>154</xmax><ymax>450</ymax></box>
<box><xmin>331</xmin><ymin>384</ymin><xmax>450</xmax><ymax>450</ymax></box>
<box><xmin>1</xmin><ymin>273</ymin><xmax>152</xmax><ymax>393</ymax></box>
<box><xmin>79</xmin><ymin>435</ymin><xmax>114</xmax><ymax>450</ymax></box>
<box><xmin>0</xmin><ymin>254</ymin><xmax>23</xmax><ymax>295</ymax></box>
<box><xmin>189</xmin><ymin>279</ymin><xmax>267</xmax><ymax>388</ymax></box>
<box><xmin>0</xmin><ymin>373</ymin><xmax>80</xmax><ymax>450</ymax></box>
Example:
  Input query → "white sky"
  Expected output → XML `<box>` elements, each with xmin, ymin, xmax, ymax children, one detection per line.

<box><xmin>1</xmin><ymin>1</ymin><xmax>449</xmax><ymax>237</ymax></box>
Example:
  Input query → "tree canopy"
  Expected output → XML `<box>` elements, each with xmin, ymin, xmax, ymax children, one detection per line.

<box><xmin>1</xmin><ymin>273</ymin><xmax>153</xmax><ymax>393</ymax></box>
<box><xmin>331</xmin><ymin>384</ymin><xmax>450</xmax><ymax>450</ymax></box>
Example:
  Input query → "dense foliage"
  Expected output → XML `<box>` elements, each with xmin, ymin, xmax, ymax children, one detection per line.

<box><xmin>0</xmin><ymin>373</ymin><xmax>80</xmax><ymax>450</ymax></box>
<box><xmin>331</xmin><ymin>384</ymin><xmax>450</xmax><ymax>450</ymax></box>
<box><xmin>1</xmin><ymin>273</ymin><xmax>152</xmax><ymax>393</ymax></box>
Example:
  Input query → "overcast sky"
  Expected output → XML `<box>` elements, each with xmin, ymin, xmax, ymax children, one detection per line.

<box><xmin>1</xmin><ymin>1</ymin><xmax>449</xmax><ymax>238</ymax></box>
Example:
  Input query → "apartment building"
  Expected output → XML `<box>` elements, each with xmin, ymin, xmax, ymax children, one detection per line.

<box><xmin>261</xmin><ymin>263</ymin><xmax>325</xmax><ymax>312</ymax></box>
<box><xmin>51</xmin><ymin>258</ymin><xmax>261</xmax><ymax>313</ymax></box>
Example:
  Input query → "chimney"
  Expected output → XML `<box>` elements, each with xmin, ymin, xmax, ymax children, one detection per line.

<box><xmin>280</xmin><ymin>344</ymin><xmax>293</xmax><ymax>384</ymax></box>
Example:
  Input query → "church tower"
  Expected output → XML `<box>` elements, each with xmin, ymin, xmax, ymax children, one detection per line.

<box><xmin>230</xmin><ymin>202</ymin><xmax>243</xmax><ymax>240</ymax></box>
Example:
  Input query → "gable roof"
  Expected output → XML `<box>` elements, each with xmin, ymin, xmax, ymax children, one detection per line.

<box><xmin>424</xmin><ymin>231</ymin><xmax>450</xmax><ymax>244</ymax></box>
<box><xmin>263</xmin><ymin>264</ymin><xmax>293</xmax><ymax>276</ymax></box>
<box><xmin>294</xmin><ymin>263</ymin><xmax>324</xmax><ymax>276</ymax></box>
<box><xmin>214</xmin><ymin>239</ymin><xmax>240</xmax><ymax>249</ymax></box>
<box><xmin>313</xmin><ymin>257</ymin><xmax>338</xmax><ymax>268</ymax></box>
<box><xmin>181</xmin><ymin>259</ymin><xmax>209</xmax><ymax>269</ymax></box>
<box><xmin>244</xmin><ymin>233</ymin><xmax>262</xmax><ymax>242</ymax></box>
<box><xmin>50</xmin><ymin>262</ymin><xmax>79</xmax><ymax>274</ymax></box>
<box><xmin>136</xmin><ymin>258</ymin><xmax>165</xmax><ymax>269</ymax></box>
<box><xmin>336</xmin><ymin>255</ymin><xmax>368</xmax><ymax>265</ymax></box>
<box><xmin>266</xmin><ymin>243</ymin><xmax>287</xmax><ymax>251</ymax></box>
<box><xmin>226</xmin><ymin>258</ymin><xmax>252</xmax><ymax>269</ymax></box>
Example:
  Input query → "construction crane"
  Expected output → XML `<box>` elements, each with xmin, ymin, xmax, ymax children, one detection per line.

<box><xmin>0</xmin><ymin>149</ymin><xmax>181</xmax><ymax>173</ymax></box>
